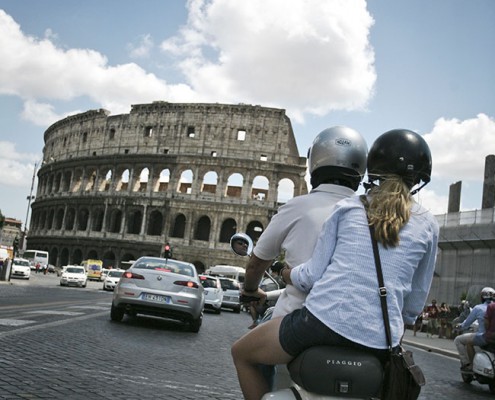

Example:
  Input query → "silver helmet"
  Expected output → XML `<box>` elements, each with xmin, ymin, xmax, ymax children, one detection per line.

<box><xmin>308</xmin><ymin>126</ymin><xmax>368</xmax><ymax>190</ymax></box>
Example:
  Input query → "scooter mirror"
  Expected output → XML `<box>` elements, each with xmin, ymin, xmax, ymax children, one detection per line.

<box><xmin>230</xmin><ymin>233</ymin><xmax>253</xmax><ymax>257</ymax></box>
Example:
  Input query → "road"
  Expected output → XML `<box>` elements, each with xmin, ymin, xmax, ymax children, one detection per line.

<box><xmin>0</xmin><ymin>273</ymin><xmax>493</xmax><ymax>399</ymax></box>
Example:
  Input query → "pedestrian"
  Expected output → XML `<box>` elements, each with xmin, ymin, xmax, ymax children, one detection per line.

<box><xmin>426</xmin><ymin>299</ymin><xmax>440</xmax><ymax>337</ymax></box>
<box><xmin>438</xmin><ymin>302</ymin><xmax>451</xmax><ymax>338</ymax></box>
<box><xmin>35</xmin><ymin>262</ymin><xmax>40</xmax><ymax>273</ymax></box>
<box><xmin>454</xmin><ymin>287</ymin><xmax>495</xmax><ymax>372</ymax></box>
<box><xmin>232</xmin><ymin>129</ymin><xmax>439</xmax><ymax>400</ymax></box>
<box><xmin>413</xmin><ymin>307</ymin><xmax>427</xmax><ymax>336</ymax></box>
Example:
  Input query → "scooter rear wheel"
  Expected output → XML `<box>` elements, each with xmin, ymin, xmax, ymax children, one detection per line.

<box><xmin>489</xmin><ymin>381</ymin><xmax>495</xmax><ymax>394</ymax></box>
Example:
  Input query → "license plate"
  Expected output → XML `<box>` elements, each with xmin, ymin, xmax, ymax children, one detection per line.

<box><xmin>142</xmin><ymin>293</ymin><xmax>171</xmax><ymax>303</ymax></box>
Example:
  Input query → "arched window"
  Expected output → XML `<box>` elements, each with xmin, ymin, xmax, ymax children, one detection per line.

<box><xmin>171</xmin><ymin>214</ymin><xmax>186</xmax><ymax>238</ymax></box>
<box><xmin>194</xmin><ymin>216</ymin><xmax>211</xmax><ymax>241</ymax></box>
<box><xmin>219</xmin><ymin>218</ymin><xmax>237</xmax><ymax>243</ymax></box>
<box><xmin>127</xmin><ymin>210</ymin><xmax>142</xmax><ymax>234</ymax></box>
<box><xmin>147</xmin><ymin>210</ymin><xmax>163</xmax><ymax>236</ymax></box>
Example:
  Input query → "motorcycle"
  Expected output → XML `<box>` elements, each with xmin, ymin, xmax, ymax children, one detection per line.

<box><xmin>230</xmin><ymin>233</ymin><xmax>384</xmax><ymax>400</ymax></box>
<box><xmin>462</xmin><ymin>344</ymin><xmax>495</xmax><ymax>393</ymax></box>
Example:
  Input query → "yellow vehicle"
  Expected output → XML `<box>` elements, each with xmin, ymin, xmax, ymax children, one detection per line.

<box><xmin>82</xmin><ymin>259</ymin><xmax>103</xmax><ymax>281</ymax></box>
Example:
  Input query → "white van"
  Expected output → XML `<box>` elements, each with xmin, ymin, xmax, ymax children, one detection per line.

<box><xmin>205</xmin><ymin>265</ymin><xmax>245</xmax><ymax>284</ymax></box>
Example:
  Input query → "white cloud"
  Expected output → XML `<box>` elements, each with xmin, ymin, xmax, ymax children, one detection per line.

<box><xmin>415</xmin><ymin>188</ymin><xmax>449</xmax><ymax>216</ymax></box>
<box><xmin>0</xmin><ymin>10</ymin><xmax>197</xmax><ymax>123</ymax></box>
<box><xmin>0</xmin><ymin>141</ymin><xmax>38</xmax><ymax>187</ymax></box>
<box><xmin>424</xmin><ymin>113</ymin><xmax>495</xmax><ymax>182</ymax></box>
<box><xmin>21</xmin><ymin>99</ymin><xmax>79</xmax><ymax>127</ymax></box>
<box><xmin>128</xmin><ymin>34</ymin><xmax>154</xmax><ymax>59</ymax></box>
<box><xmin>161</xmin><ymin>0</ymin><xmax>376</xmax><ymax>122</ymax></box>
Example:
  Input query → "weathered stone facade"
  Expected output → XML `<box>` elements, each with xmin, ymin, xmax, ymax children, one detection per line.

<box><xmin>27</xmin><ymin>102</ymin><xmax>307</xmax><ymax>272</ymax></box>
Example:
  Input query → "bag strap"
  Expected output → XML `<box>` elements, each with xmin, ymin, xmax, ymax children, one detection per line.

<box><xmin>360</xmin><ymin>195</ymin><xmax>393</xmax><ymax>352</ymax></box>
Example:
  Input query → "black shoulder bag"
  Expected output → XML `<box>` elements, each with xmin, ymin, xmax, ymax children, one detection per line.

<box><xmin>362</xmin><ymin>196</ymin><xmax>426</xmax><ymax>400</ymax></box>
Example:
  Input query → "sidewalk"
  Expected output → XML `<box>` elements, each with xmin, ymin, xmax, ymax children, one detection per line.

<box><xmin>402</xmin><ymin>328</ymin><xmax>459</xmax><ymax>359</ymax></box>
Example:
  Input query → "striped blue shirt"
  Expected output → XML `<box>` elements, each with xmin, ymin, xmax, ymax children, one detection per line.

<box><xmin>290</xmin><ymin>195</ymin><xmax>439</xmax><ymax>349</ymax></box>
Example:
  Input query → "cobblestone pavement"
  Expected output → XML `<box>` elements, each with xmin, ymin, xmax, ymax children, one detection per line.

<box><xmin>0</xmin><ymin>277</ymin><xmax>494</xmax><ymax>399</ymax></box>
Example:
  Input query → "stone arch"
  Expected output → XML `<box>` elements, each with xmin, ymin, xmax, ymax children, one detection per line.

<box><xmin>193</xmin><ymin>260</ymin><xmax>206</xmax><ymax>274</ymax></box>
<box><xmin>47</xmin><ymin>209</ymin><xmax>55</xmax><ymax>229</ymax></box>
<box><xmin>194</xmin><ymin>215</ymin><xmax>211</xmax><ymax>241</ymax></box>
<box><xmin>121</xmin><ymin>253</ymin><xmax>136</xmax><ymax>262</ymax></box>
<box><xmin>85</xmin><ymin>168</ymin><xmax>97</xmax><ymax>191</ymax></box>
<box><xmin>147</xmin><ymin>210</ymin><xmax>163</xmax><ymax>236</ymax></box>
<box><xmin>277</xmin><ymin>178</ymin><xmax>296</xmax><ymax>203</ymax></box>
<box><xmin>65</xmin><ymin>208</ymin><xmax>76</xmax><ymax>230</ymax></box>
<box><xmin>178</xmin><ymin>169</ymin><xmax>193</xmax><ymax>194</ymax></box>
<box><xmin>127</xmin><ymin>209</ymin><xmax>143</xmax><ymax>234</ymax></box>
<box><xmin>91</xmin><ymin>208</ymin><xmax>104</xmax><ymax>232</ymax></box>
<box><xmin>62</xmin><ymin>171</ymin><xmax>71</xmax><ymax>192</ymax></box>
<box><xmin>252</xmin><ymin>175</ymin><xmax>269</xmax><ymax>201</ymax></box>
<box><xmin>99</xmin><ymin>169</ymin><xmax>112</xmax><ymax>191</ymax></box>
<box><xmin>156</xmin><ymin>168</ymin><xmax>170</xmax><ymax>192</ymax></box>
<box><xmin>116</xmin><ymin>169</ymin><xmax>130</xmax><ymax>191</ymax></box>
<box><xmin>219</xmin><ymin>218</ymin><xmax>237</xmax><ymax>243</ymax></box>
<box><xmin>134</xmin><ymin>167</ymin><xmax>149</xmax><ymax>192</ymax></box>
<box><xmin>55</xmin><ymin>208</ymin><xmax>64</xmax><ymax>230</ymax></box>
<box><xmin>73</xmin><ymin>249</ymin><xmax>83</xmax><ymax>265</ymax></box>
<box><xmin>226</xmin><ymin>173</ymin><xmax>244</xmax><ymax>197</ymax></box>
<box><xmin>72</xmin><ymin>169</ymin><xmax>83</xmax><ymax>192</ymax></box>
<box><xmin>201</xmin><ymin>171</ymin><xmax>218</xmax><ymax>194</ymax></box>
<box><xmin>107</xmin><ymin>209</ymin><xmax>123</xmax><ymax>233</ymax></box>
<box><xmin>50</xmin><ymin>247</ymin><xmax>58</xmax><ymax>267</ymax></box>
<box><xmin>60</xmin><ymin>248</ymin><xmax>70</xmax><ymax>266</ymax></box>
<box><xmin>102</xmin><ymin>251</ymin><xmax>116</xmax><ymax>269</ymax></box>
<box><xmin>171</xmin><ymin>213</ymin><xmax>186</xmax><ymax>238</ymax></box>
<box><xmin>77</xmin><ymin>208</ymin><xmax>89</xmax><ymax>231</ymax></box>
<box><xmin>87</xmin><ymin>249</ymin><xmax>98</xmax><ymax>259</ymax></box>
<box><xmin>54</xmin><ymin>172</ymin><xmax>62</xmax><ymax>193</ymax></box>
<box><xmin>247</xmin><ymin>220</ymin><xmax>264</xmax><ymax>242</ymax></box>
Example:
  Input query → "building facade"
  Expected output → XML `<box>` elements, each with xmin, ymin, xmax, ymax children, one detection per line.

<box><xmin>26</xmin><ymin>102</ymin><xmax>307</xmax><ymax>272</ymax></box>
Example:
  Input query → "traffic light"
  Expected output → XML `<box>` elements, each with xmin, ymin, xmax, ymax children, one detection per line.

<box><xmin>164</xmin><ymin>243</ymin><xmax>173</xmax><ymax>259</ymax></box>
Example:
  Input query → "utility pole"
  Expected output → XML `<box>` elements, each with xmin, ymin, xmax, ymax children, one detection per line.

<box><xmin>22</xmin><ymin>161</ymin><xmax>37</xmax><ymax>252</ymax></box>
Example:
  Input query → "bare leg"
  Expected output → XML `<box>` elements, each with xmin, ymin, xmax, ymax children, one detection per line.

<box><xmin>232</xmin><ymin>316</ymin><xmax>293</xmax><ymax>400</ymax></box>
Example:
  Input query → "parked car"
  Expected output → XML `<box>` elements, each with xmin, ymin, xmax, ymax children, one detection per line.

<box><xmin>100</xmin><ymin>268</ymin><xmax>110</xmax><ymax>281</ymax></box>
<box><xmin>110</xmin><ymin>257</ymin><xmax>205</xmax><ymax>332</ymax></box>
<box><xmin>60</xmin><ymin>266</ymin><xmax>87</xmax><ymax>287</ymax></box>
<box><xmin>103</xmin><ymin>269</ymin><xmax>124</xmax><ymax>291</ymax></box>
<box><xmin>47</xmin><ymin>264</ymin><xmax>56</xmax><ymax>273</ymax></box>
<box><xmin>11</xmin><ymin>258</ymin><xmax>31</xmax><ymax>280</ymax></box>
<box><xmin>199</xmin><ymin>275</ymin><xmax>223</xmax><ymax>314</ymax></box>
<box><xmin>218</xmin><ymin>277</ymin><xmax>241</xmax><ymax>313</ymax></box>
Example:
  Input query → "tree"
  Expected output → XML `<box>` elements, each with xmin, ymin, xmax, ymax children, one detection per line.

<box><xmin>0</xmin><ymin>210</ymin><xmax>4</xmax><ymax>230</ymax></box>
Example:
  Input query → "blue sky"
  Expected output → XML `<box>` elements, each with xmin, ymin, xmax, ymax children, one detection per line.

<box><xmin>0</xmin><ymin>0</ymin><xmax>494</xmax><ymax>226</ymax></box>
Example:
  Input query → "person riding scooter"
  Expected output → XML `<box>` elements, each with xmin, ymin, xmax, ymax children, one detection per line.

<box><xmin>232</xmin><ymin>129</ymin><xmax>439</xmax><ymax>400</ymax></box>
<box><xmin>454</xmin><ymin>287</ymin><xmax>495</xmax><ymax>372</ymax></box>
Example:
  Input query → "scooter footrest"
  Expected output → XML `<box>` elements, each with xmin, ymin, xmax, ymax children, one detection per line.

<box><xmin>288</xmin><ymin>345</ymin><xmax>384</xmax><ymax>397</ymax></box>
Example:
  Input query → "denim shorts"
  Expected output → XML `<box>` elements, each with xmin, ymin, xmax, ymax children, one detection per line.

<box><xmin>279</xmin><ymin>307</ymin><xmax>390</xmax><ymax>363</ymax></box>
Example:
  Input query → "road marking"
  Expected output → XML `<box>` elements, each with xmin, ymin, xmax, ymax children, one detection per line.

<box><xmin>0</xmin><ymin>318</ymin><xmax>36</xmax><ymax>326</ymax></box>
<box><xmin>0</xmin><ymin>310</ymin><xmax>109</xmax><ymax>338</ymax></box>
<box><xmin>67</xmin><ymin>305</ymin><xmax>109</xmax><ymax>310</ymax></box>
<box><xmin>25</xmin><ymin>310</ymin><xmax>85</xmax><ymax>316</ymax></box>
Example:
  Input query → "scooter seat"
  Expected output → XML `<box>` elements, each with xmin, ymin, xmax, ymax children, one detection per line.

<box><xmin>288</xmin><ymin>345</ymin><xmax>384</xmax><ymax>397</ymax></box>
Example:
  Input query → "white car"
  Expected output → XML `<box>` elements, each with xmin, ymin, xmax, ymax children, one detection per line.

<box><xmin>199</xmin><ymin>275</ymin><xmax>223</xmax><ymax>314</ymax></box>
<box><xmin>11</xmin><ymin>258</ymin><xmax>31</xmax><ymax>279</ymax></box>
<box><xmin>102</xmin><ymin>269</ymin><xmax>124</xmax><ymax>291</ymax></box>
<box><xmin>60</xmin><ymin>266</ymin><xmax>87</xmax><ymax>287</ymax></box>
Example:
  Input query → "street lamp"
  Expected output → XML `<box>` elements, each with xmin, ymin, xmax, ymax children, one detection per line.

<box><xmin>22</xmin><ymin>162</ymin><xmax>38</xmax><ymax>251</ymax></box>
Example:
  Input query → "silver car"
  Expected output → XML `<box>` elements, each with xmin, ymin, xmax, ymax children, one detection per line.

<box><xmin>111</xmin><ymin>257</ymin><xmax>205</xmax><ymax>332</ymax></box>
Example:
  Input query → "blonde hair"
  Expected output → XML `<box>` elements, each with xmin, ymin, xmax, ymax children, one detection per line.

<box><xmin>366</xmin><ymin>176</ymin><xmax>413</xmax><ymax>247</ymax></box>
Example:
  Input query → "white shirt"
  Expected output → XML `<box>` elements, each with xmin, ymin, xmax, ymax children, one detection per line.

<box><xmin>253</xmin><ymin>184</ymin><xmax>355</xmax><ymax>318</ymax></box>
<box><xmin>290</xmin><ymin>195</ymin><xmax>439</xmax><ymax>349</ymax></box>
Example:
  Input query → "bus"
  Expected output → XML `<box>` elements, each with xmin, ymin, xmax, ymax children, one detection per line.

<box><xmin>23</xmin><ymin>249</ymin><xmax>49</xmax><ymax>270</ymax></box>
<box><xmin>82</xmin><ymin>259</ymin><xmax>103</xmax><ymax>281</ymax></box>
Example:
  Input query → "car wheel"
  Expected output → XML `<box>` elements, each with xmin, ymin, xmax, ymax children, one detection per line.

<box><xmin>110</xmin><ymin>303</ymin><xmax>125</xmax><ymax>322</ymax></box>
<box><xmin>188</xmin><ymin>313</ymin><xmax>203</xmax><ymax>333</ymax></box>
<box><xmin>461</xmin><ymin>372</ymin><xmax>473</xmax><ymax>383</ymax></box>
<box><xmin>234</xmin><ymin>306</ymin><xmax>241</xmax><ymax>314</ymax></box>
<box><xmin>215</xmin><ymin>308</ymin><xmax>222</xmax><ymax>314</ymax></box>
<box><xmin>82</xmin><ymin>283</ymin><xmax>87</xmax><ymax>288</ymax></box>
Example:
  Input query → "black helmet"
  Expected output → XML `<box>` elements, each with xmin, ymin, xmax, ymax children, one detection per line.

<box><xmin>367</xmin><ymin>129</ymin><xmax>432</xmax><ymax>193</ymax></box>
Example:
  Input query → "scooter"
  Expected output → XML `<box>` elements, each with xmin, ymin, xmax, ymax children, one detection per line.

<box><xmin>462</xmin><ymin>344</ymin><xmax>495</xmax><ymax>394</ymax></box>
<box><xmin>230</xmin><ymin>233</ymin><xmax>384</xmax><ymax>400</ymax></box>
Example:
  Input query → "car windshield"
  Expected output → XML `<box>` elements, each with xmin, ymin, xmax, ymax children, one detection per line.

<box><xmin>14</xmin><ymin>260</ymin><xmax>30</xmax><ymax>267</ymax></box>
<box><xmin>220</xmin><ymin>279</ymin><xmax>239</xmax><ymax>290</ymax></box>
<box><xmin>132</xmin><ymin>258</ymin><xmax>194</xmax><ymax>277</ymax></box>
<box><xmin>108</xmin><ymin>270</ymin><xmax>123</xmax><ymax>277</ymax></box>
<box><xmin>67</xmin><ymin>267</ymin><xmax>84</xmax><ymax>274</ymax></box>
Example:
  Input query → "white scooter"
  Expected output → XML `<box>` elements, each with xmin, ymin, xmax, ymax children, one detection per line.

<box><xmin>462</xmin><ymin>344</ymin><xmax>495</xmax><ymax>393</ymax></box>
<box><xmin>230</xmin><ymin>233</ymin><xmax>384</xmax><ymax>400</ymax></box>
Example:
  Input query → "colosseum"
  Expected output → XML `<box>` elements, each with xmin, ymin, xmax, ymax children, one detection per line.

<box><xmin>27</xmin><ymin>102</ymin><xmax>308</xmax><ymax>272</ymax></box>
